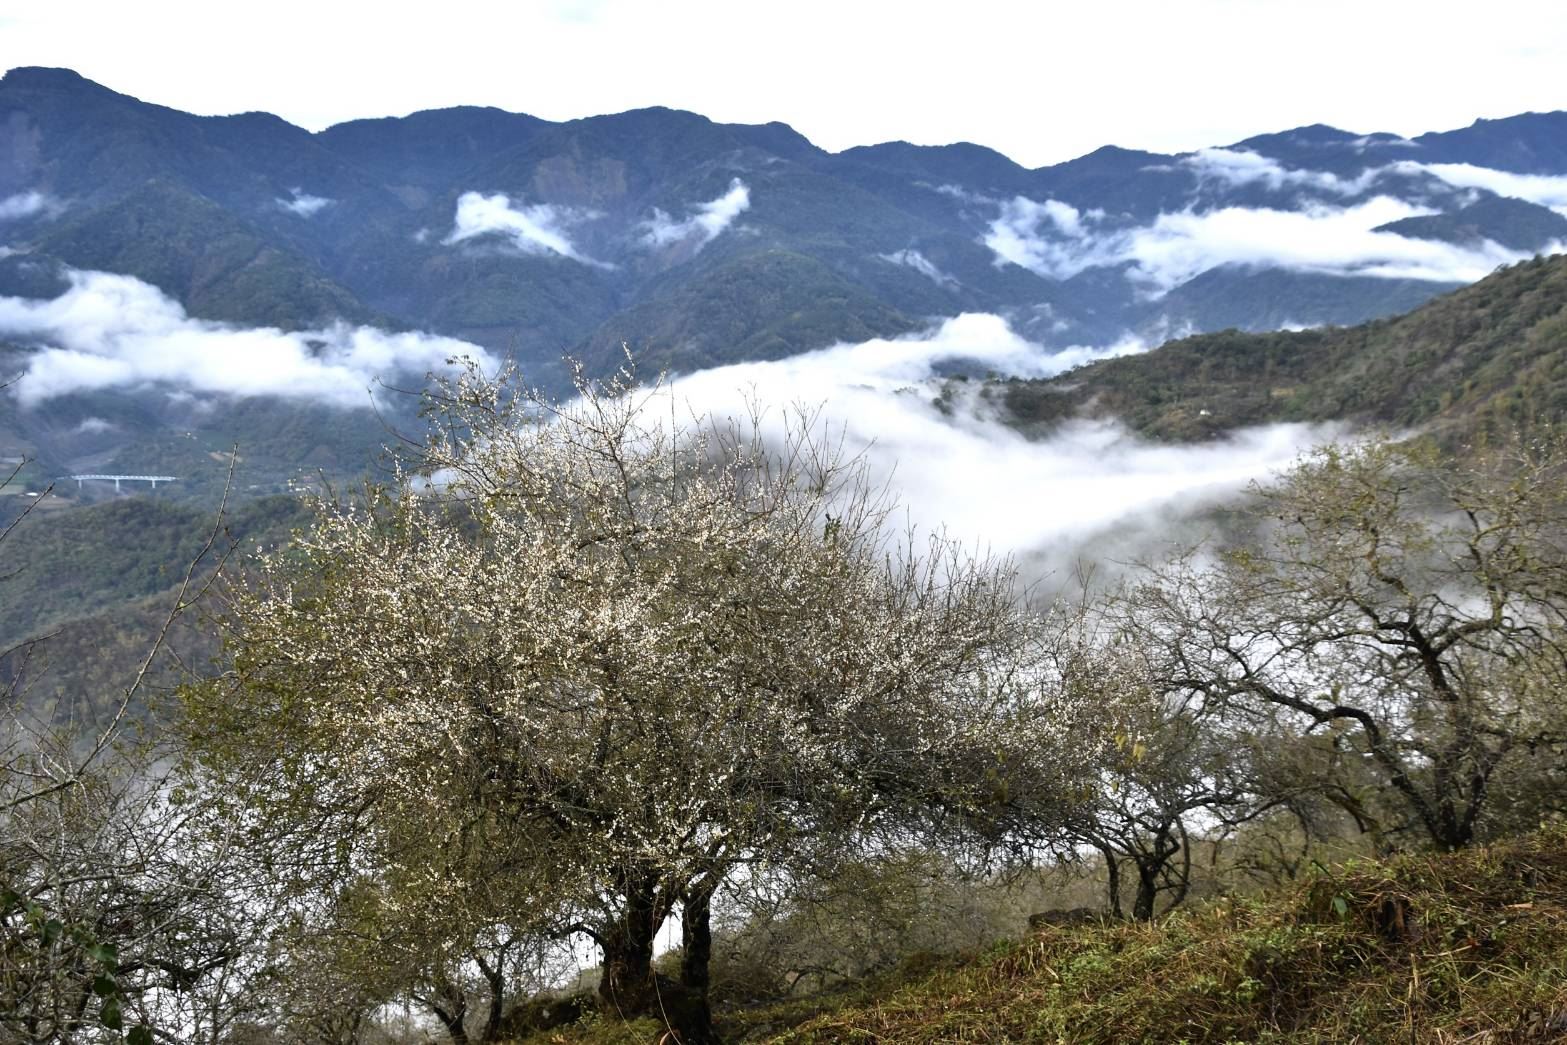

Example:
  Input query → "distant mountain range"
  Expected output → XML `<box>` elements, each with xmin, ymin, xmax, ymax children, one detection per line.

<box><xmin>1</xmin><ymin>66</ymin><xmax>1566</xmax><ymax>488</ymax></box>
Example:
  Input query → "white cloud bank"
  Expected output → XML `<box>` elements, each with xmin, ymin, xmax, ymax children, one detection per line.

<box><xmin>278</xmin><ymin>189</ymin><xmax>334</xmax><ymax>217</ymax></box>
<box><xmin>640</xmin><ymin>179</ymin><xmax>750</xmax><ymax>251</ymax></box>
<box><xmin>0</xmin><ymin>191</ymin><xmax>62</xmax><ymax>221</ymax></box>
<box><xmin>985</xmin><ymin>194</ymin><xmax>1555</xmax><ymax>291</ymax></box>
<box><xmin>1176</xmin><ymin>153</ymin><xmax>1567</xmax><ymax>219</ymax></box>
<box><xmin>1407</xmin><ymin>162</ymin><xmax>1567</xmax><ymax>217</ymax></box>
<box><xmin>1178</xmin><ymin>148</ymin><xmax>1386</xmax><ymax>197</ymax></box>
<box><xmin>655</xmin><ymin>313</ymin><xmax>1328</xmax><ymax>560</ymax></box>
<box><xmin>967</xmin><ymin>154</ymin><xmax>1567</xmax><ymax>294</ymax></box>
<box><xmin>446</xmin><ymin>192</ymin><xmax>610</xmax><ymax>267</ymax></box>
<box><xmin>0</xmin><ymin>269</ymin><xmax>493</xmax><ymax>408</ymax></box>
<box><xmin>985</xmin><ymin>197</ymin><xmax>1103</xmax><ymax>278</ymax></box>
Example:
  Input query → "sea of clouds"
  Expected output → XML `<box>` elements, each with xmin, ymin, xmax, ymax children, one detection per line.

<box><xmin>984</xmin><ymin>195</ymin><xmax>1544</xmax><ymax>289</ymax></box>
<box><xmin>0</xmin><ymin>266</ymin><xmax>1323</xmax><ymax>570</ymax></box>
<box><xmin>14</xmin><ymin>148</ymin><xmax>1551</xmax><ymax>566</ymax></box>
<box><xmin>1413</xmin><ymin>162</ymin><xmax>1567</xmax><ymax>216</ymax></box>
<box><xmin>653</xmin><ymin>313</ymin><xmax>1332</xmax><ymax>569</ymax></box>
<box><xmin>0</xmin><ymin>269</ymin><xmax>493</xmax><ymax>408</ymax></box>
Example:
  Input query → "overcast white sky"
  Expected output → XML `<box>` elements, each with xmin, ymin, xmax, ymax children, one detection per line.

<box><xmin>2</xmin><ymin>0</ymin><xmax>1565</xmax><ymax>168</ymax></box>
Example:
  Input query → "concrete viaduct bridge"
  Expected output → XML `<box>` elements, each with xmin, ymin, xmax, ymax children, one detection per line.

<box><xmin>65</xmin><ymin>474</ymin><xmax>180</xmax><ymax>492</ymax></box>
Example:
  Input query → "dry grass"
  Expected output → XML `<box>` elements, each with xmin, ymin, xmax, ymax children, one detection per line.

<box><xmin>520</xmin><ymin>826</ymin><xmax>1567</xmax><ymax>1044</ymax></box>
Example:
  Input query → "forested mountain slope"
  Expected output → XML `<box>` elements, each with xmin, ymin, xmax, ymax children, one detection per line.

<box><xmin>996</xmin><ymin>253</ymin><xmax>1567</xmax><ymax>443</ymax></box>
<box><xmin>3</xmin><ymin>66</ymin><xmax>1565</xmax><ymax>370</ymax></box>
<box><xmin>0</xmin><ymin>494</ymin><xmax>309</xmax><ymax>724</ymax></box>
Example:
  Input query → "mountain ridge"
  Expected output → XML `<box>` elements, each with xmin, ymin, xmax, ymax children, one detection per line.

<box><xmin>2</xmin><ymin>65</ymin><xmax>1566</xmax><ymax>490</ymax></box>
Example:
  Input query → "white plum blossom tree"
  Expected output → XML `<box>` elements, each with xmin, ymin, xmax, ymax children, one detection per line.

<box><xmin>183</xmin><ymin>361</ymin><xmax>1090</xmax><ymax>1042</ymax></box>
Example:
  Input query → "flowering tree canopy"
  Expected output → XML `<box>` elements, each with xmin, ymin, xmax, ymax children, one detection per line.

<box><xmin>183</xmin><ymin>362</ymin><xmax>1089</xmax><ymax>1041</ymax></box>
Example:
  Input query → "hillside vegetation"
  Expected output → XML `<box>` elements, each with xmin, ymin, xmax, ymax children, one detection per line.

<box><xmin>0</xmin><ymin>494</ymin><xmax>306</xmax><ymax>650</ymax></box>
<box><xmin>998</xmin><ymin>253</ymin><xmax>1567</xmax><ymax>443</ymax></box>
<box><xmin>6</xmin><ymin>113</ymin><xmax>1567</xmax><ymax>1041</ymax></box>
<box><xmin>0</xmin><ymin>493</ymin><xmax>309</xmax><ymax>724</ymax></box>
<box><xmin>523</xmin><ymin>827</ymin><xmax>1567</xmax><ymax>1044</ymax></box>
<box><xmin>7</xmin><ymin>369</ymin><xmax>1567</xmax><ymax>1043</ymax></box>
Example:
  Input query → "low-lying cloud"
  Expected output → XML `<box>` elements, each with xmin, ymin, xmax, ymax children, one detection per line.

<box><xmin>0</xmin><ymin>269</ymin><xmax>493</xmax><ymax>408</ymax></box>
<box><xmin>879</xmin><ymin>248</ymin><xmax>958</xmax><ymax>288</ymax></box>
<box><xmin>278</xmin><ymin>189</ymin><xmax>334</xmax><ymax>217</ymax></box>
<box><xmin>1178</xmin><ymin>148</ymin><xmax>1386</xmax><ymax>197</ymax></box>
<box><xmin>1180</xmin><ymin>154</ymin><xmax>1567</xmax><ymax>218</ymax></box>
<box><xmin>1121</xmin><ymin>199</ymin><xmax>1533</xmax><ymax>287</ymax></box>
<box><xmin>962</xmin><ymin>151</ymin><xmax>1567</xmax><ymax>296</ymax></box>
<box><xmin>446</xmin><ymin>192</ymin><xmax>610</xmax><ymax>267</ymax></box>
<box><xmin>640</xmin><ymin>179</ymin><xmax>750</xmax><ymax>251</ymax></box>
<box><xmin>0</xmin><ymin>191</ymin><xmax>62</xmax><ymax>221</ymax></box>
<box><xmin>651</xmin><ymin>313</ymin><xmax>1328</xmax><ymax>566</ymax></box>
<box><xmin>934</xmin><ymin>184</ymin><xmax>996</xmax><ymax>205</ymax></box>
<box><xmin>1407</xmin><ymin>162</ymin><xmax>1567</xmax><ymax>217</ymax></box>
<box><xmin>985</xmin><ymin>194</ymin><xmax>1552</xmax><ymax>291</ymax></box>
<box><xmin>984</xmin><ymin>197</ymin><xmax>1095</xmax><ymax>277</ymax></box>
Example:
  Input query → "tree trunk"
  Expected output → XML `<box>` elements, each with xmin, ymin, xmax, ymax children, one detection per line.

<box><xmin>427</xmin><ymin>998</ymin><xmax>470</xmax><ymax>1045</ymax></box>
<box><xmin>677</xmin><ymin>884</ymin><xmax>717</xmax><ymax>1042</ymax></box>
<box><xmin>475</xmin><ymin>949</ymin><xmax>506</xmax><ymax>1044</ymax></box>
<box><xmin>680</xmin><ymin>884</ymin><xmax>714</xmax><ymax>996</ymax></box>
<box><xmin>436</xmin><ymin>1013</ymin><xmax>471</xmax><ymax>1045</ymax></box>
<box><xmin>598</xmin><ymin>892</ymin><xmax>659</xmax><ymax>1020</ymax></box>
<box><xmin>1132</xmin><ymin>864</ymin><xmax>1159</xmax><ymax>922</ymax></box>
<box><xmin>1098</xmin><ymin>845</ymin><xmax>1124</xmax><ymax>920</ymax></box>
<box><xmin>419</xmin><ymin>971</ymin><xmax>473</xmax><ymax>1045</ymax></box>
<box><xmin>597</xmin><ymin>873</ymin><xmax>721</xmax><ymax>1043</ymax></box>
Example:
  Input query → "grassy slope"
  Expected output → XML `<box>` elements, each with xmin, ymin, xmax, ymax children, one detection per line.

<box><xmin>526</xmin><ymin>827</ymin><xmax>1567</xmax><ymax>1044</ymax></box>
<box><xmin>997</xmin><ymin>253</ymin><xmax>1567</xmax><ymax>444</ymax></box>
